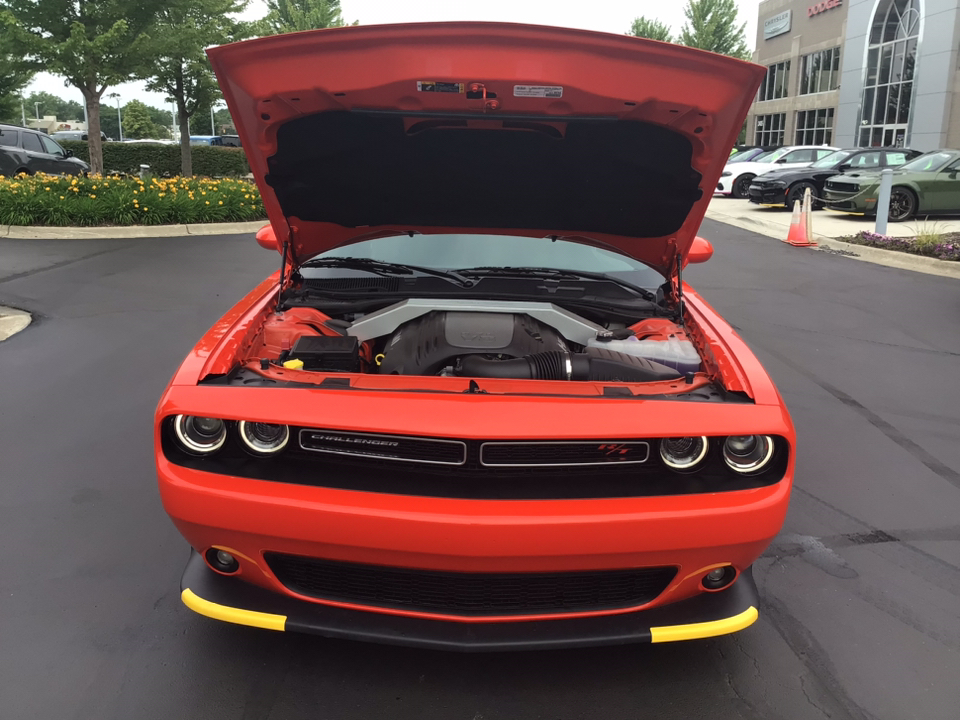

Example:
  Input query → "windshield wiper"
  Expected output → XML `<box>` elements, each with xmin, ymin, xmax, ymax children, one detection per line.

<box><xmin>456</xmin><ymin>266</ymin><xmax>658</xmax><ymax>302</ymax></box>
<box><xmin>301</xmin><ymin>257</ymin><xmax>475</xmax><ymax>287</ymax></box>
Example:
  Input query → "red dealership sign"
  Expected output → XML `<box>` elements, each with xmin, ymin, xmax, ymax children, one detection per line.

<box><xmin>809</xmin><ymin>0</ymin><xmax>842</xmax><ymax>16</ymax></box>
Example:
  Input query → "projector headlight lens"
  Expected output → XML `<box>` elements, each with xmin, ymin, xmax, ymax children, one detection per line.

<box><xmin>173</xmin><ymin>415</ymin><xmax>226</xmax><ymax>455</ymax></box>
<box><xmin>238</xmin><ymin>421</ymin><xmax>290</xmax><ymax>455</ymax></box>
<box><xmin>659</xmin><ymin>436</ymin><xmax>709</xmax><ymax>471</ymax></box>
<box><xmin>723</xmin><ymin>435</ymin><xmax>775</xmax><ymax>474</ymax></box>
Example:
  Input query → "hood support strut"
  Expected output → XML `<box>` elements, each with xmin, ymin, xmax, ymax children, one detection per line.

<box><xmin>674</xmin><ymin>251</ymin><xmax>685</xmax><ymax>325</ymax></box>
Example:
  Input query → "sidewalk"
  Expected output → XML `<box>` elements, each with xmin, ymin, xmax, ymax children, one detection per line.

<box><xmin>0</xmin><ymin>306</ymin><xmax>31</xmax><ymax>342</ymax></box>
<box><xmin>705</xmin><ymin>197</ymin><xmax>960</xmax><ymax>280</ymax></box>
<box><xmin>707</xmin><ymin>197</ymin><xmax>960</xmax><ymax>238</ymax></box>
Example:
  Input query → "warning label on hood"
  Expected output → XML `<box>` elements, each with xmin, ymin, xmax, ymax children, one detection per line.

<box><xmin>417</xmin><ymin>81</ymin><xmax>464</xmax><ymax>93</ymax></box>
<box><xmin>514</xmin><ymin>85</ymin><xmax>563</xmax><ymax>98</ymax></box>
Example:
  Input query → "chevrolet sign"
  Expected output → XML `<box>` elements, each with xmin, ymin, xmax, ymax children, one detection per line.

<box><xmin>763</xmin><ymin>10</ymin><xmax>792</xmax><ymax>40</ymax></box>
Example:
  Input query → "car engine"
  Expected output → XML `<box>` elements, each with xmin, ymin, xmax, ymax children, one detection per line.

<box><xmin>257</xmin><ymin>301</ymin><xmax>699</xmax><ymax>383</ymax></box>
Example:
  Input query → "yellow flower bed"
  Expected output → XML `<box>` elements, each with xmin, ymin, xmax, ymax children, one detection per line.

<box><xmin>0</xmin><ymin>173</ymin><xmax>267</xmax><ymax>226</ymax></box>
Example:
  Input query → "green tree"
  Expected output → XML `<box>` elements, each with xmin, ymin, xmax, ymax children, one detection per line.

<box><xmin>120</xmin><ymin>99</ymin><xmax>165</xmax><ymax>139</ymax></box>
<box><xmin>0</xmin><ymin>0</ymin><xmax>164</xmax><ymax>174</ymax></box>
<box><xmin>23</xmin><ymin>90</ymin><xmax>84</xmax><ymax>122</ymax></box>
<box><xmin>0</xmin><ymin>35</ymin><xmax>34</xmax><ymax>123</ymax></box>
<box><xmin>144</xmin><ymin>0</ymin><xmax>250</xmax><ymax>176</ymax></box>
<box><xmin>628</xmin><ymin>16</ymin><xmax>673</xmax><ymax>43</ymax></box>
<box><xmin>254</xmin><ymin>0</ymin><xmax>355</xmax><ymax>35</ymax></box>
<box><xmin>678</xmin><ymin>0</ymin><xmax>750</xmax><ymax>60</ymax></box>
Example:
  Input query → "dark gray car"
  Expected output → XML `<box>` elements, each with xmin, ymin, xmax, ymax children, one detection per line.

<box><xmin>0</xmin><ymin>124</ymin><xmax>91</xmax><ymax>177</ymax></box>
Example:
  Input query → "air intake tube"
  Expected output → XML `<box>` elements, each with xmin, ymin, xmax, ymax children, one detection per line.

<box><xmin>456</xmin><ymin>349</ymin><xmax>682</xmax><ymax>383</ymax></box>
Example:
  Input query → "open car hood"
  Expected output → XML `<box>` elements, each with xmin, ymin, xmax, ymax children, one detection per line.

<box><xmin>208</xmin><ymin>22</ymin><xmax>764</xmax><ymax>276</ymax></box>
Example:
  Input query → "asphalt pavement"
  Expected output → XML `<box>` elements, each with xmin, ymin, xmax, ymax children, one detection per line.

<box><xmin>1</xmin><ymin>225</ymin><xmax>958</xmax><ymax>720</ymax></box>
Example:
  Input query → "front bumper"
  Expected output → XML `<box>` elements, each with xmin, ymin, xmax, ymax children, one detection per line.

<box><xmin>715</xmin><ymin>178</ymin><xmax>731</xmax><ymax>194</ymax></box>
<box><xmin>181</xmin><ymin>550</ymin><xmax>760</xmax><ymax>651</ymax></box>
<box><xmin>823</xmin><ymin>189</ymin><xmax>874</xmax><ymax>213</ymax></box>
<box><xmin>748</xmin><ymin>185</ymin><xmax>786</xmax><ymax>205</ymax></box>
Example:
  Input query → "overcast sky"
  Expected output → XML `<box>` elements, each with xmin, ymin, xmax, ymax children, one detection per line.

<box><xmin>24</xmin><ymin>0</ymin><xmax>763</xmax><ymax>115</ymax></box>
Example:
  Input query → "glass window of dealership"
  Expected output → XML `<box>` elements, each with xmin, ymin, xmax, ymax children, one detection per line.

<box><xmin>746</xmin><ymin>0</ymin><xmax>960</xmax><ymax>152</ymax></box>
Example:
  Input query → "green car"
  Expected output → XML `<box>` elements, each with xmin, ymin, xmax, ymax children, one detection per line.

<box><xmin>822</xmin><ymin>149</ymin><xmax>960</xmax><ymax>222</ymax></box>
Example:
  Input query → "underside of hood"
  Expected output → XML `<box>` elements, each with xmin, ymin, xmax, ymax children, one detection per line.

<box><xmin>207</xmin><ymin>22</ymin><xmax>765</xmax><ymax>275</ymax></box>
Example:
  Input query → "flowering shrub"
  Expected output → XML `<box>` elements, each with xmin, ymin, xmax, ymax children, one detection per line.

<box><xmin>841</xmin><ymin>230</ymin><xmax>960</xmax><ymax>261</ymax></box>
<box><xmin>0</xmin><ymin>173</ymin><xmax>267</xmax><ymax>226</ymax></box>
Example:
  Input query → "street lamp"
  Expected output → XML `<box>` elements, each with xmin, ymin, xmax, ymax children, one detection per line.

<box><xmin>165</xmin><ymin>98</ymin><xmax>176</xmax><ymax>141</ymax></box>
<box><xmin>108</xmin><ymin>92</ymin><xmax>123</xmax><ymax>141</ymax></box>
<box><xmin>210</xmin><ymin>100</ymin><xmax>225</xmax><ymax>136</ymax></box>
<box><xmin>34</xmin><ymin>102</ymin><xmax>40</xmax><ymax>121</ymax></box>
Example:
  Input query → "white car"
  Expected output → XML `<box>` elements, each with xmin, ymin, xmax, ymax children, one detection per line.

<box><xmin>716</xmin><ymin>145</ymin><xmax>839</xmax><ymax>198</ymax></box>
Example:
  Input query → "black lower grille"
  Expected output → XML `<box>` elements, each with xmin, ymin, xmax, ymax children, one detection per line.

<box><xmin>265</xmin><ymin>553</ymin><xmax>677</xmax><ymax>616</ymax></box>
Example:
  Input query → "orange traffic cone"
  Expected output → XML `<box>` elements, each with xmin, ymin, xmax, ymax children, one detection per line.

<box><xmin>782</xmin><ymin>188</ymin><xmax>818</xmax><ymax>247</ymax></box>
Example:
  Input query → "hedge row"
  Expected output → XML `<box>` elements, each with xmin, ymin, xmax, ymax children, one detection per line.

<box><xmin>0</xmin><ymin>172</ymin><xmax>266</xmax><ymax>226</ymax></box>
<box><xmin>59</xmin><ymin>140</ymin><xmax>251</xmax><ymax>177</ymax></box>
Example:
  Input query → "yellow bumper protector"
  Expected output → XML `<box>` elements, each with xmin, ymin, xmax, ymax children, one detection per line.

<box><xmin>650</xmin><ymin>606</ymin><xmax>758</xmax><ymax>643</ymax></box>
<box><xmin>181</xmin><ymin>588</ymin><xmax>287</xmax><ymax>632</ymax></box>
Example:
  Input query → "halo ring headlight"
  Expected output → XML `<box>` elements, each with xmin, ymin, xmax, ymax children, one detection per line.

<box><xmin>173</xmin><ymin>415</ymin><xmax>227</xmax><ymax>455</ymax></box>
<box><xmin>238</xmin><ymin>421</ymin><xmax>290</xmax><ymax>455</ymax></box>
<box><xmin>659</xmin><ymin>436</ymin><xmax>709</xmax><ymax>471</ymax></box>
<box><xmin>723</xmin><ymin>435</ymin><xmax>775</xmax><ymax>474</ymax></box>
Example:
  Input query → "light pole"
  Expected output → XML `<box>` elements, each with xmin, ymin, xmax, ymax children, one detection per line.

<box><xmin>210</xmin><ymin>103</ymin><xmax>217</xmax><ymax>136</ymax></box>
<box><xmin>20</xmin><ymin>98</ymin><xmax>26</xmax><ymax>126</ymax></box>
<box><xmin>34</xmin><ymin>102</ymin><xmax>40</xmax><ymax>121</ymax></box>
<box><xmin>166</xmin><ymin>98</ymin><xmax>176</xmax><ymax>141</ymax></box>
<box><xmin>108</xmin><ymin>92</ymin><xmax>123</xmax><ymax>141</ymax></box>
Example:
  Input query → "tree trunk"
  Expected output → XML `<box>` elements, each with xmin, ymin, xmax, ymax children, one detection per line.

<box><xmin>83</xmin><ymin>91</ymin><xmax>104</xmax><ymax>176</ymax></box>
<box><xmin>179</xmin><ymin>108</ymin><xmax>192</xmax><ymax>177</ymax></box>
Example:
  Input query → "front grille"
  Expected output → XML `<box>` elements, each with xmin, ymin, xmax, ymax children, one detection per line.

<box><xmin>299</xmin><ymin>429</ymin><xmax>466</xmax><ymax>465</ymax></box>
<box><xmin>265</xmin><ymin>553</ymin><xmax>677</xmax><ymax>616</ymax></box>
<box><xmin>826</xmin><ymin>181</ymin><xmax>858</xmax><ymax>193</ymax></box>
<box><xmin>480</xmin><ymin>441</ymin><xmax>650</xmax><ymax>467</ymax></box>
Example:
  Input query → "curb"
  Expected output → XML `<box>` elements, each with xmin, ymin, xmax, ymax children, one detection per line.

<box><xmin>0</xmin><ymin>306</ymin><xmax>31</xmax><ymax>343</ymax></box>
<box><xmin>704</xmin><ymin>207</ymin><xmax>960</xmax><ymax>280</ymax></box>
<box><xmin>1</xmin><ymin>220</ymin><xmax>266</xmax><ymax>240</ymax></box>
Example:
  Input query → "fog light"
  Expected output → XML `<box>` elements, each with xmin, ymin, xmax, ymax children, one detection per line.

<box><xmin>702</xmin><ymin>566</ymin><xmax>736</xmax><ymax>590</ymax></box>
<box><xmin>173</xmin><ymin>415</ymin><xmax>226</xmax><ymax>455</ymax></box>
<box><xmin>723</xmin><ymin>435</ymin><xmax>774</xmax><ymax>474</ymax></box>
<box><xmin>659</xmin><ymin>436</ymin><xmax>709</xmax><ymax>471</ymax></box>
<box><xmin>205</xmin><ymin>547</ymin><xmax>239</xmax><ymax>574</ymax></box>
<box><xmin>238</xmin><ymin>421</ymin><xmax>290</xmax><ymax>455</ymax></box>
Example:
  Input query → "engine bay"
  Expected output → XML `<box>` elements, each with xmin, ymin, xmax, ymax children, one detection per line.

<box><xmin>248</xmin><ymin>299</ymin><xmax>704</xmax><ymax>386</ymax></box>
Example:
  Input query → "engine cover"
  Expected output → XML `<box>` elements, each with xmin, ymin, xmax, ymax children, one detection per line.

<box><xmin>379</xmin><ymin>312</ymin><xmax>567</xmax><ymax>375</ymax></box>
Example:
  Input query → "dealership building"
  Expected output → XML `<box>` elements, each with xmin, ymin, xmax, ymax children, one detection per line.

<box><xmin>746</xmin><ymin>0</ymin><xmax>960</xmax><ymax>151</ymax></box>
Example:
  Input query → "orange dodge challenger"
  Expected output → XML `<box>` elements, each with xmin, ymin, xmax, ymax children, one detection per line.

<box><xmin>156</xmin><ymin>22</ymin><xmax>795</xmax><ymax>650</ymax></box>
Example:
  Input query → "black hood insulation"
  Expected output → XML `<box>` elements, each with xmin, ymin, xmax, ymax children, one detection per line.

<box><xmin>266</xmin><ymin>111</ymin><xmax>703</xmax><ymax>239</ymax></box>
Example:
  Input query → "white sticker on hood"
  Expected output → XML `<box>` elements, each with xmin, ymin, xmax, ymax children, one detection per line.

<box><xmin>514</xmin><ymin>85</ymin><xmax>563</xmax><ymax>98</ymax></box>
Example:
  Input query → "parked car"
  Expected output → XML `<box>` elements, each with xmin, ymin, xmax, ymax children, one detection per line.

<box><xmin>220</xmin><ymin>134</ymin><xmax>242</xmax><ymax>147</ymax></box>
<box><xmin>50</xmin><ymin>130</ymin><xmax>108</xmax><ymax>142</ymax></box>
<box><xmin>189</xmin><ymin>135</ymin><xmax>224</xmax><ymax>146</ymax></box>
<box><xmin>716</xmin><ymin>145</ymin><xmax>838</xmax><ymax>198</ymax></box>
<box><xmin>823</xmin><ymin>149</ymin><xmax>960</xmax><ymax>222</ymax></box>
<box><xmin>748</xmin><ymin>147</ymin><xmax>922</xmax><ymax>209</ymax></box>
<box><xmin>0</xmin><ymin>123</ymin><xmax>91</xmax><ymax>176</ymax></box>
<box><xmin>156</xmin><ymin>23</ymin><xmax>796</xmax><ymax>651</ymax></box>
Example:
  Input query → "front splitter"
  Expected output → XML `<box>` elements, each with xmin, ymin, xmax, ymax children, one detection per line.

<box><xmin>180</xmin><ymin>551</ymin><xmax>759</xmax><ymax>652</ymax></box>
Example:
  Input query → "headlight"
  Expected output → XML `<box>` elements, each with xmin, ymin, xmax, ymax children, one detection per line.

<box><xmin>659</xmin><ymin>436</ymin><xmax>709</xmax><ymax>471</ymax></box>
<box><xmin>173</xmin><ymin>415</ymin><xmax>226</xmax><ymax>455</ymax></box>
<box><xmin>721</xmin><ymin>171</ymin><xmax>732</xmax><ymax>177</ymax></box>
<box><xmin>723</xmin><ymin>435</ymin><xmax>774</xmax><ymax>474</ymax></box>
<box><xmin>238</xmin><ymin>421</ymin><xmax>290</xmax><ymax>455</ymax></box>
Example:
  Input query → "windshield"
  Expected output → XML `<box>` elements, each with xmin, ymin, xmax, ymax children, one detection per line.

<box><xmin>899</xmin><ymin>152</ymin><xmax>955</xmax><ymax>173</ymax></box>
<box><xmin>314</xmin><ymin>234</ymin><xmax>666</xmax><ymax>290</ymax></box>
<box><xmin>728</xmin><ymin>149</ymin><xmax>760</xmax><ymax>164</ymax></box>
<box><xmin>811</xmin><ymin>150</ymin><xmax>853</xmax><ymax>168</ymax></box>
<box><xmin>757</xmin><ymin>148</ymin><xmax>789</xmax><ymax>164</ymax></box>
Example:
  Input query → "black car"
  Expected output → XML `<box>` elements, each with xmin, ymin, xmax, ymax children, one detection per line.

<box><xmin>0</xmin><ymin>123</ymin><xmax>91</xmax><ymax>177</ymax></box>
<box><xmin>747</xmin><ymin>147</ymin><xmax>921</xmax><ymax>209</ymax></box>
